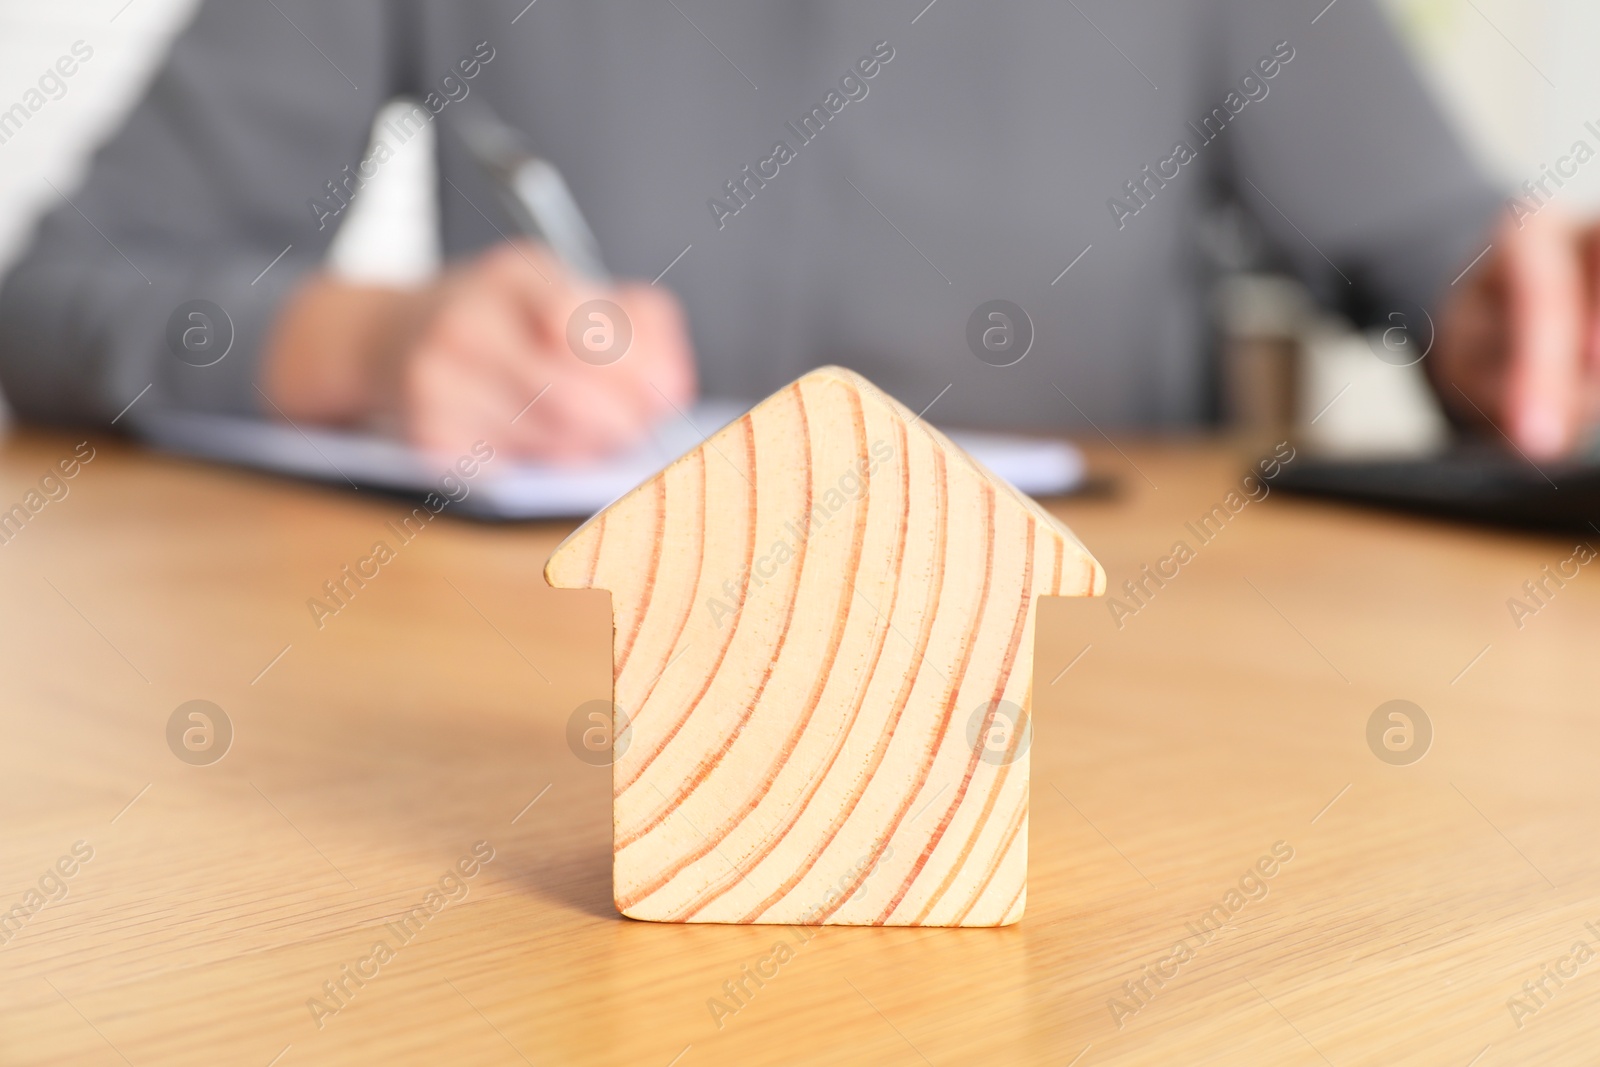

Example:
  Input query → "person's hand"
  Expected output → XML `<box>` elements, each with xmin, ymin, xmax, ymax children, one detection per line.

<box><xmin>400</xmin><ymin>242</ymin><xmax>697</xmax><ymax>459</ymax></box>
<box><xmin>261</xmin><ymin>241</ymin><xmax>697</xmax><ymax>461</ymax></box>
<box><xmin>1432</xmin><ymin>211</ymin><xmax>1600</xmax><ymax>459</ymax></box>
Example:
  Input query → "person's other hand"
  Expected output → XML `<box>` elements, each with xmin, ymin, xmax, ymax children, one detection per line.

<box><xmin>261</xmin><ymin>241</ymin><xmax>697</xmax><ymax>461</ymax></box>
<box><xmin>1432</xmin><ymin>211</ymin><xmax>1600</xmax><ymax>459</ymax></box>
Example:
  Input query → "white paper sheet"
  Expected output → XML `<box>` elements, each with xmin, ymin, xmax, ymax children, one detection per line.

<box><xmin>135</xmin><ymin>401</ymin><xmax>1085</xmax><ymax>520</ymax></box>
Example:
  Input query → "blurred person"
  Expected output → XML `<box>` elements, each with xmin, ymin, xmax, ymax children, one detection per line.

<box><xmin>0</xmin><ymin>0</ymin><xmax>1595</xmax><ymax>461</ymax></box>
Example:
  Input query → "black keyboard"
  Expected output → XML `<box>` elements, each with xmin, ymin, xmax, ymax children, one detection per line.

<box><xmin>1273</xmin><ymin>448</ymin><xmax>1600</xmax><ymax>533</ymax></box>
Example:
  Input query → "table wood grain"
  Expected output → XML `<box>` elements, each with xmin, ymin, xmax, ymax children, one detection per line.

<box><xmin>1</xmin><ymin>429</ymin><xmax>1596</xmax><ymax>1066</ymax></box>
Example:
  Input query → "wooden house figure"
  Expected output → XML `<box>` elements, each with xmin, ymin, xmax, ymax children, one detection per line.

<box><xmin>545</xmin><ymin>367</ymin><xmax>1104</xmax><ymax>926</ymax></box>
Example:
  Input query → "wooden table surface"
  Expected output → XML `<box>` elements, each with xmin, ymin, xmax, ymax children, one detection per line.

<box><xmin>2</xmin><ymin>428</ymin><xmax>1597</xmax><ymax>1066</ymax></box>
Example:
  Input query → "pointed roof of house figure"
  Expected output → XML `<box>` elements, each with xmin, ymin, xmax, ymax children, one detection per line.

<box><xmin>545</xmin><ymin>366</ymin><xmax>1104</xmax><ymax>926</ymax></box>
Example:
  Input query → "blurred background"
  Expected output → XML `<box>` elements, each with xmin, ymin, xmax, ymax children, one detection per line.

<box><xmin>3</xmin><ymin>0</ymin><xmax>1598</xmax><ymax>451</ymax></box>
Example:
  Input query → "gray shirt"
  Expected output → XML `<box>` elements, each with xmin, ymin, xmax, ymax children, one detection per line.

<box><xmin>0</xmin><ymin>0</ymin><xmax>1501</xmax><ymax>432</ymax></box>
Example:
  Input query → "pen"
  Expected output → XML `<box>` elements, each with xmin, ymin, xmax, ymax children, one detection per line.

<box><xmin>451</xmin><ymin>102</ymin><xmax>611</xmax><ymax>283</ymax></box>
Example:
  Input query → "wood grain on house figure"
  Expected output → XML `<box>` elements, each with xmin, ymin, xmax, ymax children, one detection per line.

<box><xmin>546</xmin><ymin>367</ymin><xmax>1105</xmax><ymax>926</ymax></box>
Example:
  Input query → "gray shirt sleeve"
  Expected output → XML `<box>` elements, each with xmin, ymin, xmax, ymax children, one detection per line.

<box><xmin>0</xmin><ymin>0</ymin><xmax>404</xmax><ymax>425</ymax></box>
<box><xmin>1211</xmin><ymin>0</ymin><xmax>1504</xmax><ymax>326</ymax></box>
